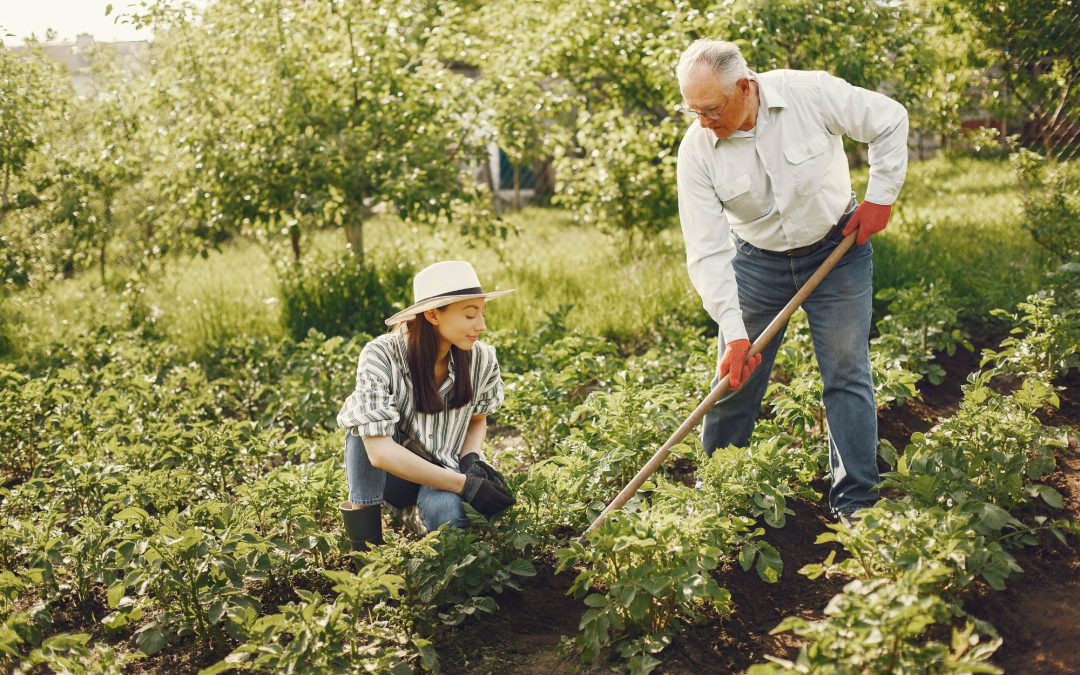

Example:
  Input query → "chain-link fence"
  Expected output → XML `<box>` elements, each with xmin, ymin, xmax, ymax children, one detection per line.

<box><xmin>969</xmin><ymin>1</ymin><xmax>1080</xmax><ymax>162</ymax></box>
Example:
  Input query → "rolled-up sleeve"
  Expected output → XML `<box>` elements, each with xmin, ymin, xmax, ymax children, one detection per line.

<box><xmin>336</xmin><ymin>342</ymin><xmax>399</xmax><ymax>437</ymax></box>
<box><xmin>815</xmin><ymin>72</ymin><xmax>908</xmax><ymax>206</ymax></box>
<box><xmin>677</xmin><ymin>132</ymin><xmax>747</xmax><ymax>343</ymax></box>
<box><xmin>471</xmin><ymin>348</ymin><xmax>505</xmax><ymax>416</ymax></box>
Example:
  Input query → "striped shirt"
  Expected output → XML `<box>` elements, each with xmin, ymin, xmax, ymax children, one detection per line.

<box><xmin>336</xmin><ymin>331</ymin><xmax>505</xmax><ymax>471</ymax></box>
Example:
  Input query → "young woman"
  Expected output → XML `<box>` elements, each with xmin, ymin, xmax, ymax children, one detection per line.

<box><xmin>337</xmin><ymin>260</ymin><xmax>515</xmax><ymax>552</ymax></box>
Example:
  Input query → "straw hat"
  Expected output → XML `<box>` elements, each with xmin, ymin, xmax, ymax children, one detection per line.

<box><xmin>384</xmin><ymin>261</ymin><xmax>514</xmax><ymax>326</ymax></box>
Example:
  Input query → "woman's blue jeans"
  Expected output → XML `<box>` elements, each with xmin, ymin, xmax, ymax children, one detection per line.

<box><xmin>701</xmin><ymin>227</ymin><xmax>880</xmax><ymax>515</ymax></box>
<box><xmin>344</xmin><ymin>431</ymin><xmax>469</xmax><ymax>531</ymax></box>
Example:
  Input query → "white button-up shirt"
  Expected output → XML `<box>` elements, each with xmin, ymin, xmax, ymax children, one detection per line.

<box><xmin>676</xmin><ymin>69</ymin><xmax>909</xmax><ymax>343</ymax></box>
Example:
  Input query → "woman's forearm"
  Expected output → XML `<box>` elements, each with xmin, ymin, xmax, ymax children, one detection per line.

<box><xmin>364</xmin><ymin>436</ymin><xmax>467</xmax><ymax>493</ymax></box>
<box><xmin>459</xmin><ymin>415</ymin><xmax>487</xmax><ymax>458</ymax></box>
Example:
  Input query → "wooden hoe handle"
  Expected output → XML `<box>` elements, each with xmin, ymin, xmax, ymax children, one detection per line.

<box><xmin>579</xmin><ymin>232</ymin><xmax>858</xmax><ymax>541</ymax></box>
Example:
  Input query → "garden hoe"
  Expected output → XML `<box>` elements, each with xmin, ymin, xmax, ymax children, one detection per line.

<box><xmin>580</xmin><ymin>230</ymin><xmax>859</xmax><ymax>543</ymax></box>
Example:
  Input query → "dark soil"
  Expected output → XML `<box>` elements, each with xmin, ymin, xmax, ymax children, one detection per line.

<box><xmin>436</xmin><ymin>561</ymin><xmax>583</xmax><ymax>674</ymax></box>
<box><xmin>966</xmin><ymin>369</ymin><xmax>1080</xmax><ymax>675</ymax></box>
<box><xmin>435</xmin><ymin>344</ymin><xmax>1080</xmax><ymax>675</ymax></box>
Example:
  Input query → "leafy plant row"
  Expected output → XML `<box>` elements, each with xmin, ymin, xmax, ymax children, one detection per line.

<box><xmin>754</xmin><ymin>286</ymin><xmax>1080</xmax><ymax>674</ymax></box>
<box><xmin>0</xmin><ymin>280</ymin><xmax>985</xmax><ymax>672</ymax></box>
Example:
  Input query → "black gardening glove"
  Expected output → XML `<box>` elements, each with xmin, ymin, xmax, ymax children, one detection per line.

<box><xmin>458</xmin><ymin>455</ymin><xmax>515</xmax><ymax>517</ymax></box>
<box><xmin>458</xmin><ymin>453</ymin><xmax>510</xmax><ymax>493</ymax></box>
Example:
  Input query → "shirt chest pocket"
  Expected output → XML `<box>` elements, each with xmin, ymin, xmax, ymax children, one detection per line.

<box><xmin>714</xmin><ymin>173</ymin><xmax>752</xmax><ymax>204</ymax></box>
<box><xmin>784</xmin><ymin>134</ymin><xmax>831</xmax><ymax>196</ymax></box>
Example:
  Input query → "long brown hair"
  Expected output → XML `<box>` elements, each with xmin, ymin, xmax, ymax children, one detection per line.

<box><xmin>405</xmin><ymin>313</ymin><xmax>473</xmax><ymax>414</ymax></box>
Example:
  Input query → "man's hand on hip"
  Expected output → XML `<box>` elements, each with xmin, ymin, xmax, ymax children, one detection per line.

<box><xmin>719</xmin><ymin>338</ymin><xmax>761</xmax><ymax>390</ymax></box>
<box><xmin>842</xmin><ymin>200</ymin><xmax>892</xmax><ymax>246</ymax></box>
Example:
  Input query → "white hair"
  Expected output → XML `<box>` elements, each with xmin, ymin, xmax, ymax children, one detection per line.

<box><xmin>676</xmin><ymin>39</ymin><xmax>748</xmax><ymax>88</ymax></box>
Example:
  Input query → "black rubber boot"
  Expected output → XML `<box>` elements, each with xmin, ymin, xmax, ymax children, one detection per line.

<box><xmin>339</xmin><ymin>501</ymin><xmax>383</xmax><ymax>564</ymax></box>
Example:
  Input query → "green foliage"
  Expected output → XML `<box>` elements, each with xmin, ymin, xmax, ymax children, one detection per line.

<box><xmin>556</xmin><ymin>112</ymin><xmax>682</xmax><ymax>244</ymax></box>
<box><xmin>499</xmin><ymin>332</ymin><xmax>622</xmax><ymax>459</ymax></box>
<box><xmin>36</xmin><ymin>44</ymin><xmax>145</xmax><ymax>284</ymax></box>
<box><xmin>981</xmin><ymin>292</ymin><xmax>1080</xmax><ymax>379</ymax></box>
<box><xmin>803</xmin><ymin>502</ymin><xmax>1022</xmax><ymax>593</ymax></box>
<box><xmin>234</xmin><ymin>461</ymin><xmax>344</xmax><ymax>579</ymax></box>
<box><xmin>1013</xmin><ymin>150</ymin><xmax>1080</xmax><ymax>263</ymax></box>
<box><xmin>558</xmin><ymin>499</ymin><xmax>748</xmax><ymax>674</ymax></box>
<box><xmin>205</xmin><ymin>567</ymin><xmax>427</xmax><ymax>674</ymax></box>
<box><xmin>366</xmin><ymin>525</ymin><xmax>536</xmax><ymax>632</ymax></box>
<box><xmin>956</xmin><ymin>0</ymin><xmax>1080</xmax><ymax>160</ymax></box>
<box><xmin>0</xmin><ymin>40</ymin><xmax>69</xmax><ymax>229</ymax></box>
<box><xmin>129</xmin><ymin>0</ymin><xmax>493</xmax><ymax>261</ymax></box>
<box><xmin>17</xmin><ymin>633</ymin><xmax>143</xmax><ymax>674</ymax></box>
<box><xmin>752</xmin><ymin>573</ymin><xmax>1002</xmax><ymax>675</ymax></box>
<box><xmin>560</xmin><ymin>376</ymin><xmax>693</xmax><ymax>495</ymax></box>
<box><xmin>740</xmin><ymin>0</ymin><xmax>940</xmax><ymax>118</ymax></box>
<box><xmin>882</xmin><ymin>375</ymin><xmax>1066</xmax><ymax>514</ymax></box>
<box><xmin>873</xmin><ymin>283</ymin><xmax>973</xmax><ymax>385</ymax></box>
<box><xmin>104</xmin><ymin>503</ymin><xmax>264</xmax><ymax>654</ymax></box>
<box><xmin>277</xmin><ymin>252</ymin><xmax>411</xmax><ymax>342</ymax></box>
<box><xmin>698</xmin><ymin>435</ymin><xmax>823</xmax><ymax>530</ymax></box>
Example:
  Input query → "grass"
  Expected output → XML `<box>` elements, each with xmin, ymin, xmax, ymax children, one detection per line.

<box><xmin>351</xmin><ymin>210</ymin><xmax>703</xmax><ymax>343</ymax></box>
<box><xmin>854</xmin><ymin>155</ymin><xmax>1054</xmax><ymax>326</ymax></box>
<box><xmin>1</xmin><ymin>155</ymin><xmax>1055</xmax><ymax>365</ymax></box>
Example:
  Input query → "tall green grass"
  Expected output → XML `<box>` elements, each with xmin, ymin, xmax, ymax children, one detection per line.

<box><xmin>857</xmin><ymin>156</ymin><xmax>1054</xmax><ymax>325</ymax></box>
<box><xmin>1</xmin><ymin>156</ymin><xmax>1055</xmax><ymax>367</ymax></box>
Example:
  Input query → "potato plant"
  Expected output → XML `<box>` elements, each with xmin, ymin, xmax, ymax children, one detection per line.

<box><xmin>557</xmin><ymin>497</ymin><xmax>752</xmax><ymax>674</ymax></box>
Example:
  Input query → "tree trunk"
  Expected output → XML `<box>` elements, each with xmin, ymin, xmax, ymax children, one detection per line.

<box><xmin>513</xmin><ymin>165</ymin><xmax>521</xmax><ymax>210</ymax></box>
<box><xmin>100</xmin><ymin>197</ymin><xmax>113</xmax><ymax>285</ymax></box>
<box><xmin>289</xmin><ymin>221</ymin><xmax>302</xmax><ymax>262</ymax></box>
<box><xmin>344</xmin><ymin>221</ymin><xmax>363</xmax><ymax>263</ymax></box>
<box><xmin>480</xmin><ymin>160</ymin><xmax>498</xmax><ymax>213</ymax></box>
<box><xmin>533</xmin><ymin>157</ymin><xmax>556</xmax><ymax>205</ymax></box>
<box><xmin>0</xmin><ymin>165</ymin><xmax>9</xmax><ymax>226</ymax></box>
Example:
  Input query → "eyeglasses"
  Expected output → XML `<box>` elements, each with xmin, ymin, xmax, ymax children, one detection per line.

<box><xmin>676</xmin><ymin>79</ymin><xmax>739</xmax><ymax>121</ymax></box>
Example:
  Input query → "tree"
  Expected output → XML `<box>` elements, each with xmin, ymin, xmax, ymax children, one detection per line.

<box><xmin>38</xmin><ymin>43</ymin><xmax>145</xmax><ymax>283</ymax></box>
<box><xmin>0</xmin><ymin>39</ymin><xmax>67</xmax><ymax>225</ymax></box>
<box><xmin>129</xmin><ymin>0</ymin><xmax>490</xmax><ymax>263</ymax></box>
<box><xmin>490</xmin><ymin>0</ymin><xmax>945</xmax><ymax>243</ymax></box>
<box><xmin>463</xmin><ymin>1</ymin><xmax>572</xmax><ymax>211</ymax></box>
<box><xmin>956</xmin><ymin>0</ymin><xmax>1080</xmax><ymax>160</ymax></box>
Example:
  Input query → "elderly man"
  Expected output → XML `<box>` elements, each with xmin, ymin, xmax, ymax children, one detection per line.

<box><xmin>675</xmin><ymin>39</ymin><xmax>908</xmax><ymax>521</ymax></box>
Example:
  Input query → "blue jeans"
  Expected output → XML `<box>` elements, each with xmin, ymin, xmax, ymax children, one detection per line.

<box><xmin>701</xmin><ymin>226</ymin><xmax>879</xmax><ymax>515</ymax></box>
<box><xmin>344</xmin><ymin>431</ymin><xmax>469</xmax><ymax>531</ymax></box>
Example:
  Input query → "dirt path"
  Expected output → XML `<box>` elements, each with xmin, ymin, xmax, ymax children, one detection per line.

<box><xmin>436</xmin><ymin>351</ymin><xmax>1080</xmax><ymax>674</ymax></box>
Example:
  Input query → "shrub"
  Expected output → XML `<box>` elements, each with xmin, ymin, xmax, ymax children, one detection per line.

<box><xmin>277</xmin><ymin>252</ymin><xmax>412</xmax><ymax>341</ymax></box>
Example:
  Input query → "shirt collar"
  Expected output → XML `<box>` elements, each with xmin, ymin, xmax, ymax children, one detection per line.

<box><xmin>439</xmin><ymin>351</ymin><xmax>457</xmax><ymax>396</ymax></box>
<box><xmin>712</xmin><ymin>70</ymin><xmax>786</xmax><ymax>146</ymax></box>
<box><xmin>754</xmin><ymin>71</ymin><xmax>787</xmax><ymax>110</ymax></box>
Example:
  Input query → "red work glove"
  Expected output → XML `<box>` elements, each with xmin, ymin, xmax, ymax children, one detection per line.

<box><xmin>719</xmin><ymin>338</ymin><xmax>761</xmax><ymax>390</ymax></box>
<box><xmin>842</xmin><ymin>200</ymin><xmax>892</xmax><ymax>246</ymax></box>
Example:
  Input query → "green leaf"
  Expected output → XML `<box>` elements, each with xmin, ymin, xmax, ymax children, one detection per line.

<box><xmin>1036</xmin><ymin>484</ymin><xmax>1064</xmax><ymax>508</ymax></box>
<box><xmin>978</xmin><ymin>503</ymin><xmax>1019</xmax><ymax>531</ymax></box>
<box><xmin>106</xmin><ymin>581</ymin><xmax>125</xmax><ymax>608</ymax></box>
<box><xmin>755</xmin><ymin>542</ymin><xmax>783</xmax><ymax>584</ymax></box>
<box><xmin>583</xmin><ymin>593</ymin><xmax>607</xmax><ymax>608</ymax></box>
<box><xmin>113</xmin><ymin>507</ymin><xmax>149</xmax><ymax>523</ymax></box>
<box><xmin>507</xmin><ymin>558</ymin><xmax>537</xmax><ymax>577</ymax></box>
<box><xmin>136</xmin><ymin>626</ymin><xmax>167</xmax><ymax>655</ymax></box>
<box><xmin>738</xmin><ymin>543</ymin><xmax>757</xmax><ymax>572</ymax></box>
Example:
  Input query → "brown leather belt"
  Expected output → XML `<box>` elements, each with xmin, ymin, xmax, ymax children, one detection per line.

<box><xmin>768</xmin><ymin>202</ymin><xmax>859</xmax><ymax>258</ymax></box>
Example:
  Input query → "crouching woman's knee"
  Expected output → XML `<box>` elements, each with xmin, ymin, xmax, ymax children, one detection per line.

<box><xmin>418</xmin><ymin>488</ymin><xmax>470</xmax><ymax>531</ymax></box>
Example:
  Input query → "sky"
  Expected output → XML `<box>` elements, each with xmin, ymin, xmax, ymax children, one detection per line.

<box><xmin>1</xmin><ymin>1</ymin><xmax>158</xmax><ymax>45</ymax></box>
